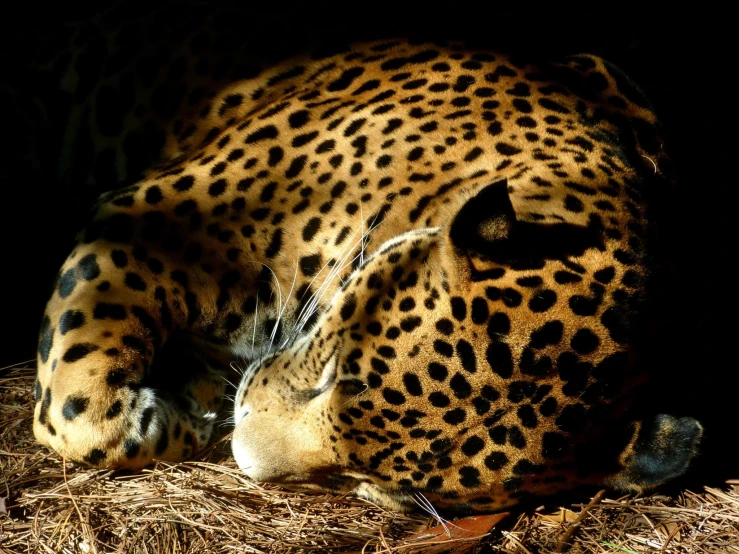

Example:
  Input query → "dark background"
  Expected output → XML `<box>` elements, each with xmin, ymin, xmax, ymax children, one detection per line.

<box><xmin>0</xmin><ymin>3</ymin><xmax>731</xmax><ymax>482</ymax></box>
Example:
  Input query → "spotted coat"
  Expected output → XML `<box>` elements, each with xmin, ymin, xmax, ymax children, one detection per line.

<box><xmin>34</xmin><ymin>39</ymin><xmax>701</xmax><ymax>512</ymax></box>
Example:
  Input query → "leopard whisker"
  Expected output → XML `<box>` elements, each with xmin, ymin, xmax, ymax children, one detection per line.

<box><xmin>338</xmin><ymin>383</ymin><xmax>368</xmax><ymax>408</ymax></box>
<box><xmin>288</xmin><ymin>223</ymin><xmax>365</xmax><ymax>342</ymax></box>
<box><xmin>412</xmin><ymin>492</ymin><xmax>454</xmax><ymax>537</ymax></box>
<box><xmin>229</xmin><ymin>361</ymin><xmax>246</xmax><ymax>376</ymax></box>
<box><xmin>289</xmin><ymin>208</ymin><xmax>384</xmax><ymax>341</ymax></box>
<box><xmin>274</xmin><ymin>259</ymin><xmax>300</xmax><ymax>351</ymax></box>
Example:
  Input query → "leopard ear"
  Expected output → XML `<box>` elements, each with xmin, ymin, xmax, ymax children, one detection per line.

<box><xmin>448</xmin><ymin>178</ymin><xmax>516</xmax><ymax>256</ymax></box>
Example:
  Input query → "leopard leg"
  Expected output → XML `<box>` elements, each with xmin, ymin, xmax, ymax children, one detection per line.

<box><xmin>119</xmin><ymin>334</ymin><xmax>234</xmax><ymax>465</ymax></box>
<box><xmin>33</xmin><ymin>330</ymin><xmax>234</xmax><ymax>469</ymax></box>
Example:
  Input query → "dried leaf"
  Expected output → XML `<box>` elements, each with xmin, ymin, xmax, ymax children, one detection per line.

<box><xmin>654</xmin><ymin>520</ymin><xmax>682</xmax><ymax>543</ymax></box>
<box><xmin>405</xmin><ymin>512</ymin><xmax>509</xmax><ymax>553</ymax></box>
<box><xmin>537</xmin><ymin>507</ymin><xmax>579</xmax><ymax>525</ymax></box>
<box><xmin>0</xmin><ymin>496</ymin><xmax>6</xmax><ymax>514</ymax></box>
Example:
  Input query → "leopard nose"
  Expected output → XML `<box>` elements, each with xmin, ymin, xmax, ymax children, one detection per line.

<box><xmin>231</xmin><ymin>433</ymin><xmax>255</xmax><ymax>474</ymax></box>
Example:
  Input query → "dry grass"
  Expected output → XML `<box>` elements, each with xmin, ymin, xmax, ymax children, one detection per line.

<box><xmin>2</xmin><ymin>362</ymin><xmax>737</xmax><ymax>554</ymax></box>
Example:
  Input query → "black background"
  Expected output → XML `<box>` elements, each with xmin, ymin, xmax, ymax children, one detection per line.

<box><xmin>0</xmin><ymin>2</ymin><xmax>732</xmax><ymax>483</ymax></box>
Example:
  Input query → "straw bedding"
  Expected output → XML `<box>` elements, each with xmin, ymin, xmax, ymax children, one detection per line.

<box><xmin>2</xmin><ymin>362</ymin><xmax>737</xmax><ymax>553</ymax></box>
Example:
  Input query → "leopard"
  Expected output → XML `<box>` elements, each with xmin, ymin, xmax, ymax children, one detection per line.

<box><xmin>32</xmin><ymin>37</ymin><xmax>702</xmax><ymax>513</ymax></box>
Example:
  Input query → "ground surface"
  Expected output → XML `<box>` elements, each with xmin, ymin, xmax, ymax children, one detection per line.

<box><xmin>2</xmin><ymin>363</ymin><xmax>737</xmax><ymax>553</ymax></box>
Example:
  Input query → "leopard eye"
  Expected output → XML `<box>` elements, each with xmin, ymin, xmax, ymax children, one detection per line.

<box><xmin>296</xmin><ymin>345</ymin><xmax>341</xmax><ymax>401</ymax></box>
